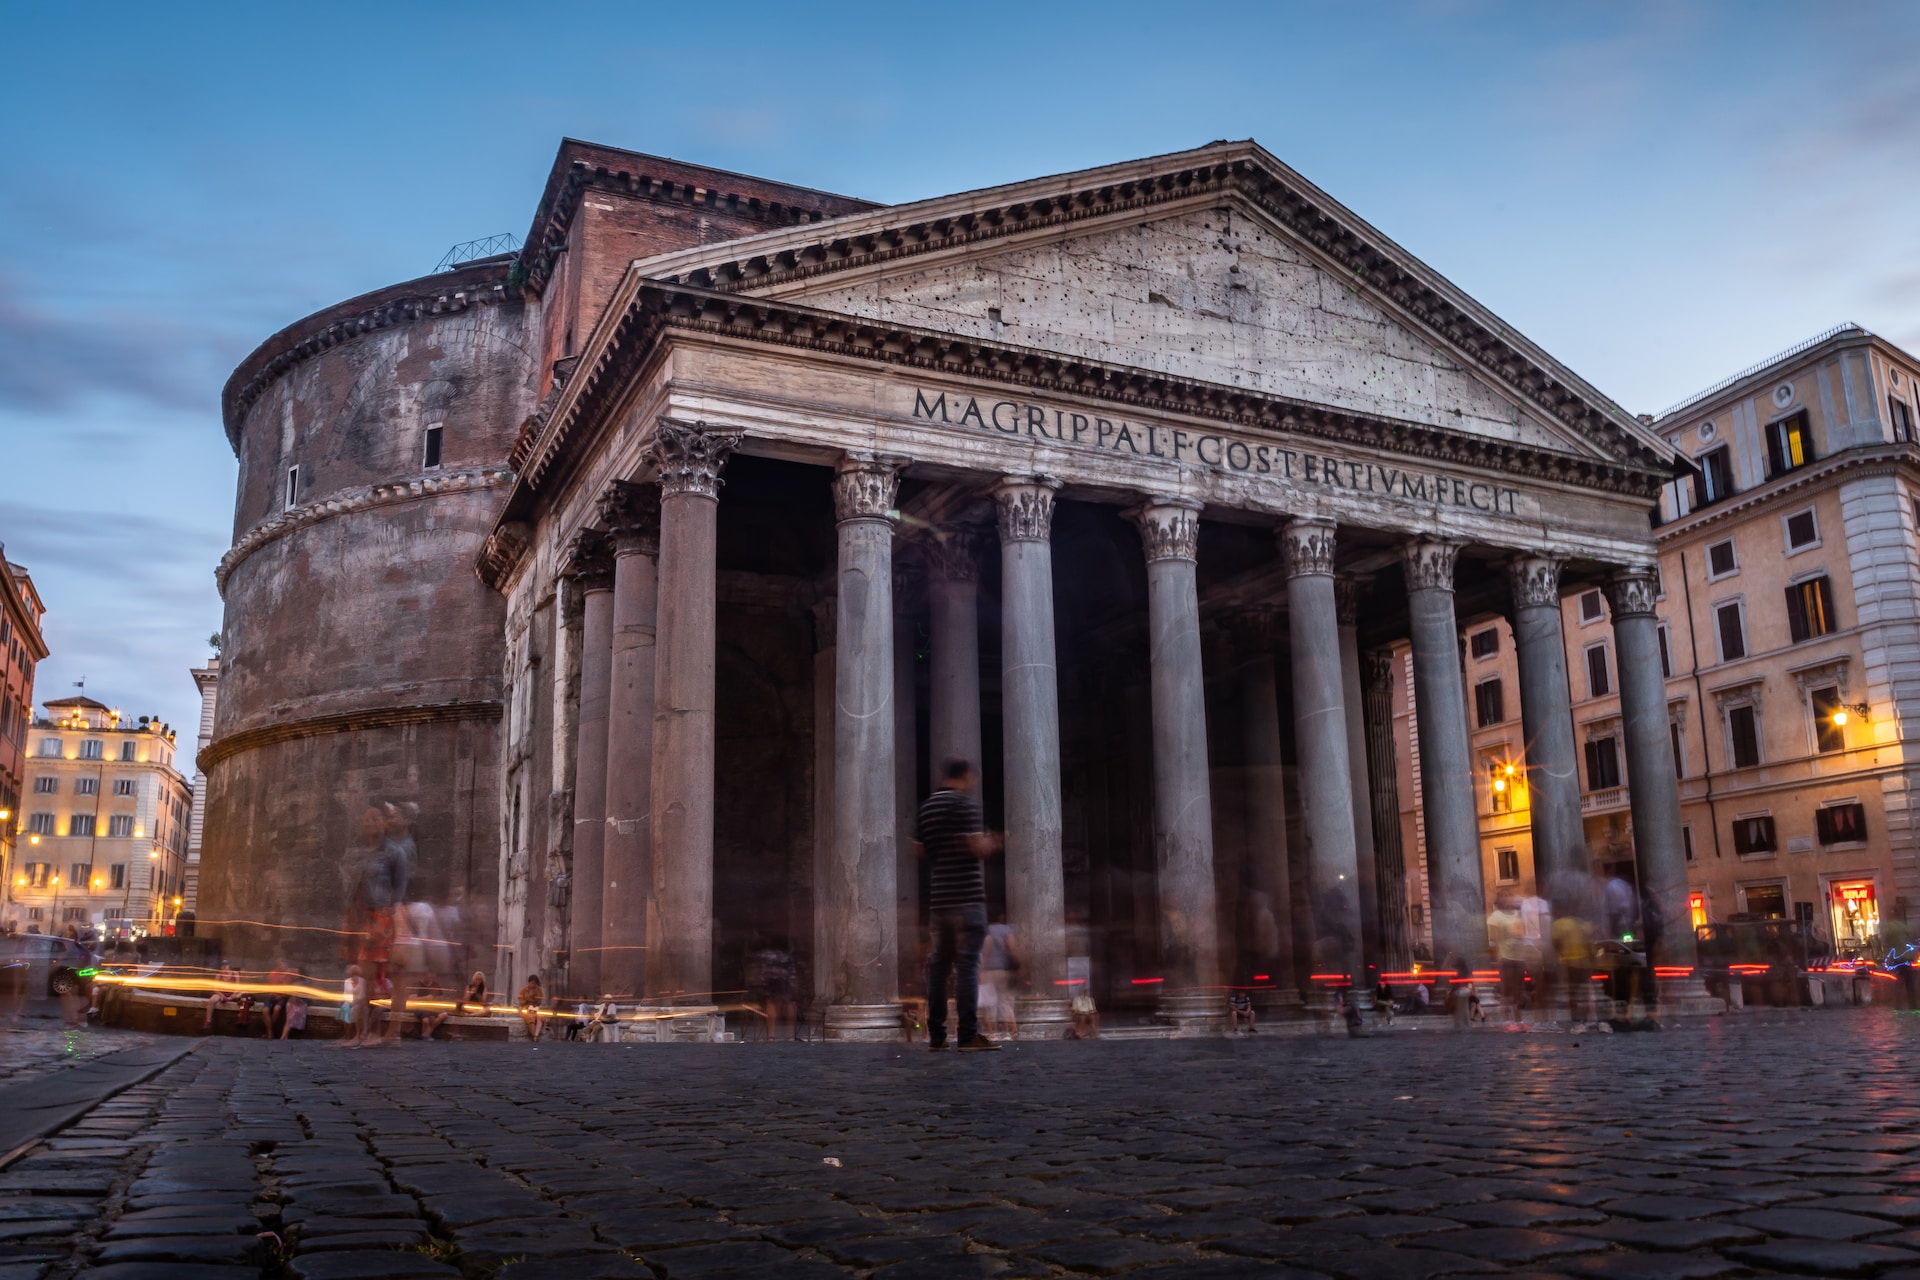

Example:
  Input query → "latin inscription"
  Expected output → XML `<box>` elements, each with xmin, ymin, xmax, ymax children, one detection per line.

<box><xmin>911</xmin><ymin>388</ymin><xmax>1522</xmax><ymax>515</ymax></box>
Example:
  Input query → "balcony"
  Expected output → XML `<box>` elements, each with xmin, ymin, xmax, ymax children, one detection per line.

<box><xmin>1582</xmin><ymin>787</ymin><xmax>1629</xmax><ymax>814</ymax></box>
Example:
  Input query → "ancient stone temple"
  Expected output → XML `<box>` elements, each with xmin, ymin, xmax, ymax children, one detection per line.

<box><xmin>201</xmin><ymin>138</ymin><xmax>1690</xmax><ymax>1034</ymax></box>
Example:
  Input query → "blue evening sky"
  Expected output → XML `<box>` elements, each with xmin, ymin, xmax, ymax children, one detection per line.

<box><xmin>2</xmin><ymin>1</ymin><xmax>1916</xmax><ymax>768</ymax></box>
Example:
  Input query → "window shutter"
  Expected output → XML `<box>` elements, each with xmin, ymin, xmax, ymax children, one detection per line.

<box><xmin>1718</xmin><ymin>604</ymin><xmax>1745</xmax><ymax>660</ymax></box>
<box><xmin>1785</xmin><ymin>584</ymin><xmax>1809</xmax><ymax>643</ymax></box>
<box><xmin>1815</xmin><ymin>577</ymin><xmax>1835</xmax><ymax>633</ymax></box>
<box><xmin>1766</xmin><ymin>423</ymin><xmax>1786</xmax><ymax>477</ymax></box>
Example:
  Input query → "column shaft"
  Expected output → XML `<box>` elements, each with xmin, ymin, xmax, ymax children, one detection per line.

<box><xmin>1337</xmin><ymin>579</ymin><xmax>1381</xmax><ymax>978</ymax></box>
<box><xmin>1282</xmin><ymin>521</ymin><xmax>1366</xmax><ymax>999</ymax></box>
<box><xmin>645</xmin><ymin>421</ymin><xmax>740</xmax><ymax>1007</ymax></box>
<box><xmin>823</xmin><ymin>455</ymin><xmax>904</xmax><ymax>1038</ymax></box>
<box><xmin>1364</xmin><ymin>650</ymin><xmax>1414</xmax><ymax>971</ymax></box>
<box><xmin>1608</xmin><ymin>569</ymin><xmax>1697</xmax><ymax>972</ymax></box>
<box><xmin>893</xmin><ymin>565</ymin><xmax>920</xmax><ymax>1002</ymax></box>
<box><xmin>1509</xmin><ymin>557</ymin><xmax>1589</xmax><ymax>921</ymax></box>
<box><xmin>1135</xmin><ymin>498</ymin><xmax>1224</xmax><ymax>1027</ymax></box>
<box><xmin>1404</xmin><ymin>539</ymin><xmax>1487</xmax><ymax>976</ymax></box>
<box><xmin>927</xmin><ymin>536</ymin><xmax>984</xmax><ymax>783</ymax></box>
<box><xmin>601</xmin><ymin>483</ymin><xmax>660</xmax><ymax>1000</ymax></box>
<box><xmin>1234</xmin><ymin>614</ymin><xmax>1300</xmax><ymax>1003</ymax></box>
<box><xmin>568</xmin><ymin>539</ymin><xmax>614</xmax><ymax>1000</ymax></box>
<box><xmin>996</xmin><ymin>479</ymin><xmax>1069</xmax><ymax>1033</ymax></box>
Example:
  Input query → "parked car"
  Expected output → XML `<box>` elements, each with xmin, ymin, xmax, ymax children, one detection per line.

<box><xmin>0</xmin><ymin>933</ymin><xmax>101</xmax><ymax>998</ymax></box>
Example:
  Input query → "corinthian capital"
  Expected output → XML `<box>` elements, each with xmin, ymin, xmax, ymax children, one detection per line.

<box><xmin>1604</xmin><ymin>566</ymin><xmax>1660</xmax><ymax>619</ymax></box>
<box><xmin>1365</xmin><ymin>647</ymin><xmax>1397</xmax><ymax>692</ymax></box>
<box><xmin>993</xmin><ymin>475</ymin><xmax>1062</xmax><ymax>544</ymax></box>
<box><xmin>563</xmin><ymin>527</ymin><xmax>613</xmax><ymax>591</ymax></box>
<box><xmin>833</xmin><ymin>453</ymin><xmax>906</xmax><ymax>525</ymax></box>
<box><xmin>646</xmin><ymin>418</ymin><xmax>743</xmax><ymax>500</ymax></box>
<box><xmin>1507</xmin><ymin>555</ymin><xmax>1564</xmax><ymax>611</ymax></box>
<box><xmin>1401</xmin><ymin>538</ymin><xmax>1461</xmax><ymax>593</ymax></box>
<box><xmin>1334</xmin><ymin>575</ymin><xmax>1372</xmax><ymax>626</ymax></box>
<box><xmin>599</xmin><ymin>480</ymin><xmax>661</xmax><ymax>557</ymax></box>
<box><xmin>1279</xmin><ymin>518</ymin><xmax>1336</xmax><ymax>579</ymax></box>
<box><xmin>923</xmin><ymin>527</ymin><xmax>987</xmax><ymax>583</ymax></box>
<box><xmin>1130</xmin><ymin>498</ymin><xmax>1202</xmax><ymax>563</ymax></box>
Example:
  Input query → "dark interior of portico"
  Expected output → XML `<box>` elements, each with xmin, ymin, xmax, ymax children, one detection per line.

<box><xmin>702</xmin><ymin>453</ymin><xmax>1552</xmax><ymax>1026</ymax></box>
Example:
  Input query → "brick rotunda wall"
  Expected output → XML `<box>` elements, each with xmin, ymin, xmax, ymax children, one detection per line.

<box><xmin>200</xmin><ymin>258</ymin><xmax>537</xmax><ymax>974</ymax></box>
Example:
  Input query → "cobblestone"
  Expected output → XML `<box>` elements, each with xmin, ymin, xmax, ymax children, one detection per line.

<box><xmin>13</xmin><ymin>1009</ymin><xmax>1920</xmax><ymax>1275</ymax></box>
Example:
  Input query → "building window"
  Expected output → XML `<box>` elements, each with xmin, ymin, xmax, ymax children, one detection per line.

<box><xmin>424</xmin><ymin>424</ymin><xmax>444</xmax><ymax>470</ymax></box>
<box><xmin>80</xmin><ymin>739</ymin><xmax>102</xmax><ymax>760</ymax></box>
<box><xmin>23</xmin><ymin>862</ymin><xmax>49</xmax><ymax>887</ymax></box>
<box><xmin>1785</xmin><ymin>576</ymin><xmax>1835</xmax><ymax>643</ymax></box>
<box><xmin>73</xmin><ymin>777</ymin><xmax>96</xmax><ymax>796</ymax></box>
<box><xmin>113</xmin><ymin>778</ymin><xmax>135</xmax><ymax>797</ymax></box>
<box><xmin>1728</xmin><ymin>704</ymin><xmax>1761</xmax><ymax>768</ymax></box>
<box><xmin>1658</xmin><ymin>625</ymin><xmax>1673</xmax><ymax>679</ymax></box>
<box><xmin>1474</xmin><ymin>678</ymin><xmax>1505</xmax><ymax>727</ymax></box>
<box><xmin>29</xmin><ymin>812</ymin><xmax>55</xmax><ymax>835</ymax></box>
<box><xmin>1670</xmin><ymin>720</ymin><xmax>1685</xmax><ymax>778</ymax></box>
<box><xmin>1817</xmin><ymin>802</ymin><xmax>1867</xmax><ymax>846</ymax></box>
<box><xmin>1496</xmin><ymin>848</ymin><xmax>1520</xmax><ymax>883</ymax></box>
<box><xmin>285</xmin><ymin>466</ymin><xmax>300</xmax><ymax>511</ymax></box>
<box><xmin>110</xmin><ymin>864</ymin><xmax>126</xmax><ymax>890</ymax></box>
<box><xmin>1811</xmin><ymin>686</ymin><xmax>1846</xmax><ymax>753</ymax></box>
<box><xmin>62</xmin><ymin>906</ymin><xmax>86</xmax><ymax>923</ymax></box>
<box><xmin>1694</xmin><ymin>445</ymin><xmax>1735</xmax><ymax>506</ymax></box>
<box><xmin>1469</xmin><ymin>628</ymin><xmax>1499</xmax><ymax>659</ymax></box>
<box><xmin>68</xmin><ymin>814</ymin><xmax>95</xmax><ymax>837</ymax></box>
<box><xmin>1890</xmin><ymin>397</ymin><xmax>1913</xmax><ymax>443</ymax></box>
<box><xmin>119</xmin><ymin>741</ymin><xmax>135</xmax><ymax>761</ymax></box>
<box><xmin>1487</xmin><ymin>758</ymin><xmax>1517</xmax><ymax>813</ymax></box>
<box><xmin>1733</xmin><ymin>815</ymin><xmax>1777</xmax><ymax>856</ymax></box>
<box><xmin>1683</xmin><ymin>826</ymin><xmax>1695</xmax><ymax>863</ymax></box>
<box><xmin>1766</xmin><ymin>411</ymin><xmax>1813</xmax><ymax>477</ymax></box>
<box><xmin>37</xmin><ymin>738</ymin><xmax>60</xmax><ymax>758</ymax></box>
<box><xmin>69</xmin><ymin>862</ymin><xmax>90</xmax><ymax>887</ymax></box>
<box><xmin>1584</xmin><ymin>643</ymin><xmax>1611</xmax><ymax>697</ymax></box>
<box><xmin>1706</xmin><ymin>540</ymin><xmax>1738</xmax><ymax>578</ymax></box>
<box><xmin>108</xmin><ymin>814</ymin><xmax>133</xmax><ymax>837</ymax></box>
<box><xmin>1584</xmin><ymin>737</ymin><xmax>1621</xmax><ymax>790</ymax></box>
<box><xmin>1716</xmin><ymin>601</ymin><xmax>1747</xmax><ymax>661</ymax></box>
<box><xmin>1578</xmin><ymin>590</ymin><xmax>1605</xmax><ymax>624</ymax></box>
<box><xmin>33</xmin><ymin>776</ymin><xmax>56</xmax><ymax>794</ymax></box>
<box><xmin>1784</xmin><ymin>509</ymin><xmax>1819</xmax><ymax>551</ymax></box>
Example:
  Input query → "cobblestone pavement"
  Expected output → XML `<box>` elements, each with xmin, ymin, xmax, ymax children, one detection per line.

<box><xmin>0</xmin><ymin>1027</ymin><xmax>163</xmax><ymax>1089</ymax></box>
<box><xmin>10</xmin><ymin>1010</ymin><xmax>1920</xmax><ymax>1279</ymax></box>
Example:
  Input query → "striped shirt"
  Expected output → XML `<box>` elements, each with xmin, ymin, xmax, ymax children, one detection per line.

<box><xmin>918</xmin><ymin>788</ymin><xmax>987</xmax><ymax>910</ymax></box>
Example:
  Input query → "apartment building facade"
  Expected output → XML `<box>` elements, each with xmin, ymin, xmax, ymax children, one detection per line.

<box><xmin>7</xmin><ymin>696</ymin><xmax>193</xmax><ymax>937</ymax></box>
<box><xmin>1433</xmin><ymin>325</ymin><xmax>1920</xmax><ymax>960</ymax></box>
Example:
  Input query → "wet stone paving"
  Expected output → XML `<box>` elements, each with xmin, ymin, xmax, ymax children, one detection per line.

<box><xmin>8</xmin><ymin>1011</ymin><xmax>1920</xmax><ymax>1279</ymax></box>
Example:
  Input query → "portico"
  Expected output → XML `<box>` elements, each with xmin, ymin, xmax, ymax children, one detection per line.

<box><xmin>480</xmin><ymin>141</ymin><xmax>1685</xmax><ymax>1034</ymax></box>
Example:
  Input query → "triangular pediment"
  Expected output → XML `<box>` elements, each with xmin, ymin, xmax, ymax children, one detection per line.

<box><xmin>783</xmin><ymin>205</ymin><xmax>1582</xmax><ymax>453</ymax></box>
<box><xmin>625</xmin><ymin>142</ymin><xmax>1670</xmax><ymax>468</ymax></box>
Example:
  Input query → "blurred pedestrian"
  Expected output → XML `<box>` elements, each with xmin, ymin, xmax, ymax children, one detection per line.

<box><xmin>746</xmin><ymin>939</ymin><xmax>798</xmax><ymax>1042</ymax></box>
<box><xmin>1069</xmin><ymin>986</ymin><xmax>1098</xmax><ymax>1039</ymax></box>
<box><xmin>342</xmin><ymin>964</ymin><xmax>369</xmax><ymax>1044</ymax></box>
<box><xmin>1487</xmin><ymin>893</ymin><xmax>1527</xmax><ymax>1027</ymax></box>
<box><xmin>455</xmin><ymin>971</ymin><xmax>489</xmax><ymax>1017</ymax></box>
<box><xmin>260</xmin><ymin>960</ymin><xmax>296</xmax><ymax>1038</ymax></box>
<box><xmin>980</xmin><ymin>916</ymin><xmax>1020</xmax><ymax>1039</ymax></box>
<box><xmin>1553</xmin><ymin>910</ymin><xmax>1599</xmax><ymax>1029</ymax></box>
<box><xmin>1229</xmin><ymin>987</ymin><xmax>1255</xmax><ymax>1035</ymax></box>
<box><xmin>916</xmin><ymin>757</ymin><xmax>1003</xmax><ymax>1052</ymax></box>
<box><xmin>202</xmin><ymin>960</ymin><xmax>251</xmax><ymax>1033</ymax></box>
<box><xmin>517</xmin><ymin>972</ymin><xmax>546</xmax><ymax>1042</ymax></box>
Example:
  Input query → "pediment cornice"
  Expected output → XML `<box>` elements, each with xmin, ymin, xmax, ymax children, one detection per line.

<box><xmin>511</xmin><ymin>281</ymin><xmax>1671</xmax><ymax>520</ymax></box>
<box><xmin>623</xmin><ymin>143</ymin><xmax>1668</xmax><ymax>470</ymax></box>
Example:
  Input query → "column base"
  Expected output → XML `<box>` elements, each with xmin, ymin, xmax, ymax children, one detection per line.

<box><xmin>628</xmin><ymin>1004</ymin><xmax>726</xmax><ymax>1042</ymax></box>
<box><xmin>1013</xmin><ymin>996</ymin><xmax>1073</xmax><ymax>1040</ymax></box>
<box><xmin>1655</xmin><ymin>975</ymin><xmax>1726</xmax><ymax>1017</ymax></box>
<box><xmin>1155</xmin><ymin>990</ymin><xmax>1228</xmax><ymax>1036</ymax></box>
<box><xmin>824</xmin><ymin>1003</ymin><xmax>905</xmax><ymax>1042</ymax></box>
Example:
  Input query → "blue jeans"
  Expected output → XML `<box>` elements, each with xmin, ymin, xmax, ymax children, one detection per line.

<box><xmin>926</xmin><ymin>903</ymin><xmax>988</xmax><ymax>1043</ymax></box>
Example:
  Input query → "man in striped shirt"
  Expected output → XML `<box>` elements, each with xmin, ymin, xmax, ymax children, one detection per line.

<box><xmin>916</xmin><ymin>757</ymin><xmax>1003</xmax><ymax>1052</ymax></box>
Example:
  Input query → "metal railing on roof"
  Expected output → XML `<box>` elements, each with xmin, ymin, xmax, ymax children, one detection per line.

<box><xmin>435</xmin><ymin>233</ymin><xmax>522</xmax><ymax>273</ymax></box>
<box><xmin>1655</xmin><ymin>323</ymin><xmax>1871</xmax><ymax>422</ymax></box>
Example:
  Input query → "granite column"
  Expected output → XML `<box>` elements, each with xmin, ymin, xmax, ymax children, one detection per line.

<box><xmin>1404</xmin><ymin>539</ymin><xmax>1488</xmax><ymax>995</ymax></box>
<box><xmin>565</xmin><ymin>532</ymin><xmax>614</xmax><ymax>999</ymax></box>
<box><xmin>995</xmin><ymin>478</ymin><xmax>1070</xmax><ymax>1034</ymax></box>
<box><xmin>644</xmin><ymin>420</ymin><xmax>741</xmax><ymax>1010</ymax></box>
<box><xmin>599</xmin><ymin>481</ymin><xmax>660</xmax><ymax>1000</ymax></box>
<box><xmin>1282</xmin><ymin>519</ymin><xmax>1366</xmax><ymax>1003</ymax></box>
<box><xmin>823</xmin><ymin>454</ymin><xmax>905</xmax><ymax>1039</ymax></box>
<box><xmin>1336</xmin><ymin>576</ymin><xmax>1382</xmax><ymax>981</ymax></box>
<box><xmin>1232</xmin><ymin>609</ymin><xmax>1300</xmax><ymax>1006</ymax></box>
<box><xmin>1134</xmin><ymin>497</ymin><xmax>1224</xmax><ymax>1029</ymax></box>
<box><xmin>1509</xmin><ymin>556</ymin><xmax>1590</xmax><ymax>922</ymax></box>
